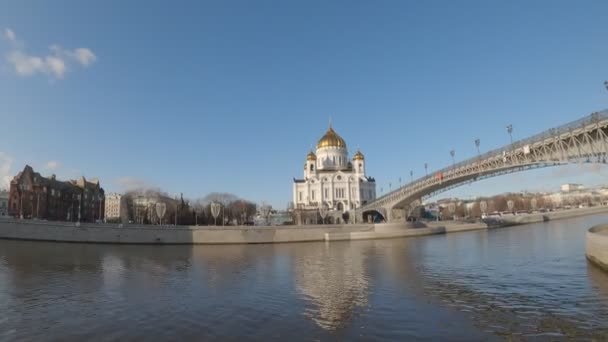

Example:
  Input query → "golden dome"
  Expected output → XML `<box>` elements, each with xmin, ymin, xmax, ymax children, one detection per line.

<box><xmin>306</xmin><ymin>151</ymin><xmax>317</xmax><ymax>161</ymax></box>
<box><xmin>316</xmin><ymin>126</ymin><xmax>347</xmax><ymax>149</ymax></box>
<box><xmin>353</xmin><ymin>150</ymin><xmax>365</xmax><ymax>161</ymax></box>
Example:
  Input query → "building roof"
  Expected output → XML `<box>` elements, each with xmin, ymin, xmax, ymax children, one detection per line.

<box><xmin>317</xmin><ymin>125</ymin><xmax>347</xmax><ymax>149</ymax></box>
<box><xmin>12</xmin><ymin>165</ymin><xmax>103</xmax><ymax>193</ymax></box>
<box><xmin>306</xmin><ymin>150</ymin><xmax>317</xmax><ymax>161</ymax></box>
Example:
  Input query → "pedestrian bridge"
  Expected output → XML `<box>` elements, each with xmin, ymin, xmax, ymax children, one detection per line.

<box><xmin>358</xmin><ymin>110</ymin><xmax>608</xmax><ymax>222</ymax></box>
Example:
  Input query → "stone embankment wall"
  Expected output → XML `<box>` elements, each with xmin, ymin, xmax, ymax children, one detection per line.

<box><xmin>0</xmin><ymin>218</ymin><xmax>488</xmax><ymax>245</ymax></box>
<box><xmin>0</xmin><ymin>218</ymin><xmax>375</xmax><ymax>244</ymax></box>
<box><xmin>587</xmin><ymin>224</ymin><xmax>608</xmax><ymax>271</ymax></box>
<box><xmin>2</xmin><ymin>206</ymin><xmax>607</xmax><ymax>245</ymax></box>
<box><xmin>498</xmin><ymin>206</ymin><xmax>608</xmax><ymax>225</ymax></box>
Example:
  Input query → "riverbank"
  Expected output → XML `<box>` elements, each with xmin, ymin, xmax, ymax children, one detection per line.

<box><xmin>0</xmin><ymin>205</ymin><xmax>606</xmax><ymax>245</ymax></box>
<box><xmin>587</xmin><ymin>224</ymin><xmax>608</xmax><ymax>271</ymax></box>
<box><xmin>0</xmin><ymin>217</ymin><xmax>487</xmax><ymax>245</ymax></box>
<box><xmin>487</xmin><ymin>205</ymin><xmax>608</xmax><ymax>226</ymax></box>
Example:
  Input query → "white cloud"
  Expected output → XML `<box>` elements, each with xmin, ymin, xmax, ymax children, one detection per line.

<box><xmin>73</xmin><ymin>48</ymin><xmax>96</xmax><ymax>66</ymax></box>
<box><xmin>2</xmin><ymin>28</ymin><xmax>96</xmax><ymax>80</ymax></box>
<box><xmin>45</xmin><ymin>56</ymin><xmax>66</xmax><ymax>78</ymax></box>
<box><xmin>7</xmin><ymin>51</ymin><xmax>43</xmax><ymax>76</ymax></box>
<box><xmin>3</xmin><ymin>28</ymin><xmax>15</xmax><ymax>42</ymax></box>
<box><xmin>45</xmin><ymin>160</ymin><xmax>62</xmax><ymax>170</ymax></box>
<box><xmin>0</xmin><ymin>152</ymin><xmax>13</xmax><ymax>190</ymax></box>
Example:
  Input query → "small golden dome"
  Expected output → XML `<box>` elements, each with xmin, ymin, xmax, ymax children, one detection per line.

<box><xmin>316</xmin><ymin>126</ymin><xmax>347</xmax><ymax>149</ymax></box>
<box><xmin>353</xmin><ymin>150</ymin><xmax>365</xmax><ymax>161</ymax></box>
<box><xmin>306</xmin><ymin>151</ymin><xmax>317</xmax><ymax>161</ymax></box>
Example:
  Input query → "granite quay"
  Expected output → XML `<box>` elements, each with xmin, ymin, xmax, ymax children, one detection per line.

<box><xmin>587</xmin><ymin>224</ymin><xmax>608</xmax><ymax>271</ymax></box>
<box><xmin>2</xmin><ymin>205</ymin><xmax>608</xmax><ymax>245</ymax></box>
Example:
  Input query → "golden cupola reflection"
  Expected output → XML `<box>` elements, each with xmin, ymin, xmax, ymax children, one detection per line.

<box><xmin>316</xmin><ymin>126</ymin><xmax>347</xmax><ymax>149</ymax></box>
<box><xmin>353</xmin><ymin>150</ymin><xmax>365</xmax><ymax>161</ymax></box>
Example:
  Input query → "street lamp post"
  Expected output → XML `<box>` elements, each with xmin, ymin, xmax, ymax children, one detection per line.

<box><xmin>450</xmin><ymin>150</ymin><xmax>455</xmax><ymax>168</ymax></box>
<box><xmin>211</xmin><ymin>202</ymin><xmax>221</xmax><ymax>226</ymax></box>
<box><xmin>77</xmin><ymin>194</ymin><xmax>81</xmax><ymax>222</ymax></box>
<box><xmin>174</xmin><ymin>196</ymin><xmax>178</xmax><ymax>226</ymax></box>
<box><xmin>318</xmin><ymin>204</ymin><xmax>328</xmax><ymax>225</ymax></box>
<box><xmin>475</xmin><ymin>138</ymin><xmax>481</xmax><ymax>171</ymax></box>
<box><xmin>506</xmin><ymin>124</ymin><xmax>513</xmax><ymax>145</ymax></box>
<box><xmin>19</xmin><ymin>189</ymin><xmax>23</xmax><ymax>219</ymax></box>
<box><xmin>424</xmin><ymin>163</ymin><xmax>428</xmax><ymax>176</ymax></box>
<box><xmin>36</xmin><ymin>192</ymin><xmax>40</xmax><ymax>219</ymax></box>
<box><xmin>98</xmin><ymin>195</ymin><xmax>102</xmax><ymax>223</ymax></box>
<box><xmin>410</xmin><ymin>170</ymin><xmax>413</xmax><ymax>183</ymax></box>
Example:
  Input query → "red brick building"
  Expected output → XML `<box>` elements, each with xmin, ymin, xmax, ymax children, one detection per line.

<box><xmin>8</xmin><ymin>165</ymin><xmax>105</xmax><ymax>222</ymax></box>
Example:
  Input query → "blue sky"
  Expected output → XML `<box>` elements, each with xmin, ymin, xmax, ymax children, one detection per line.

<box><xmin>1</xmin><ymin>0</ymin><xmax>608</xmax><ymax>208</ymax></box>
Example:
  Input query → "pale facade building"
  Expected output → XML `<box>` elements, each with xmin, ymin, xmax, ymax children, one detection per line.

<box><xmin>561</xmin><ymin>183</ymin><xmax>584</xmax><ymax>193</ymax></box>
<box><xmin>293</xmin><ymin>124</ymin><xmax>376</xmax><ymax>213</ymax></box>
<box><xmin>104</xmin><ymin>193</ymin><xmax>124</xmax><ymax>221</ymax></box>
<box><xmin>0</xmin><ymin>190</ymin><xmax>8</xmax><ymax>217</ymax></box>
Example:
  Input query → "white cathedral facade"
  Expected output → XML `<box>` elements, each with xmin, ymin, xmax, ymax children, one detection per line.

<box><xmin>293</xmin><ymin>124</ymin><xmax>377</xmax><ymax>213</ymax></box>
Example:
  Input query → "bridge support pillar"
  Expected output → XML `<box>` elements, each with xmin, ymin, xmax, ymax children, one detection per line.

<box><xmin>388</xmin><ymin>208</ymin><xmax>406</xmax><ymax>222</ymax></box>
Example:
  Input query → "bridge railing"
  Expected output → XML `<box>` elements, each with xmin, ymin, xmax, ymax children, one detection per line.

<box><xmin>369</xmin><ymin>109</ymin><xmax>608</xmax><ymax>206</ymax></box>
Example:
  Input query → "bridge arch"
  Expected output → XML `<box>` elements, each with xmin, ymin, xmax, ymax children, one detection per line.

<box><xmin>361</xmin><ymin>209</ymin><xmax>386</xmax><ymax>223</ymax></box>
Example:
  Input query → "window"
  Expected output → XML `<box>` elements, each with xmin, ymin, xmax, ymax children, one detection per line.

<box><xmin>324</xmin><ymin>188</ymin><xmax>329</xmax><ymax>199</ymax></box>
<box><xmin>299</xmin><ymin>192</ymin><xmax>303</xmax><ymax>201</ymax></box>
<box><xmin>311</xmin><ymin>190</ymin><xmax>315</xmax><ymax>201</ymax></box>
<box><xmin>335</xmin><ymin>188</ymin><xmax>345</xmax><ymax>198</ymax></box>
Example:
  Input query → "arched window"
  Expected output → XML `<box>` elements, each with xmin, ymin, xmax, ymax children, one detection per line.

<box><xmin>310</xmin><ymin>164</ymin><xmax>314</xmax><ymax>171</ymax></box>
<box><xmin>358</xmin><ymin>163</ymin><xmax>362</xmax><ymax>171</ymax></box>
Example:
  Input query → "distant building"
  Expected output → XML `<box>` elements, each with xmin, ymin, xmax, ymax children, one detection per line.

<box><xmin>8</xmin><ymin>165</ymin><xmax>105</xmax><ymax>222</ymax></box>
<box><xmin>0</xmin><ymin>190</ymin><xmax>8</xmax><ymax>217</ymax></box>
<box><xmin>293</xmin><ymin>124</ymin><xmax>376</xmax><ymax>214</ymax></box>
<box><xmin>561</xmin><ymin>183</ymin><xmax>583</xmax><ymax>193</ymax></box>
<box><xmin>104</xmin><ymin>193</ymin><xmax>125</xmax><ymax>222</ymax></box>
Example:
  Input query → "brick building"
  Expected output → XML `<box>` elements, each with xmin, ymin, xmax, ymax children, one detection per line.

<box><xmin>8</xmin><ymin>165</ymin><xmax>105</xmax><ymax>222</ymax></box>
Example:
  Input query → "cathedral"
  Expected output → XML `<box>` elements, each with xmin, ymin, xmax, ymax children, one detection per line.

<box><xmin>293</xmin><ymin>124</ymin><xmax>377</xmax><ymax>216</ymax></box>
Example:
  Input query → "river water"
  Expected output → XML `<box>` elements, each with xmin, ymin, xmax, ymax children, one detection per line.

<box><xmin>1</xmin><ymin>215</ymin><xmax>608</xmax><ymax>341</ymax></box>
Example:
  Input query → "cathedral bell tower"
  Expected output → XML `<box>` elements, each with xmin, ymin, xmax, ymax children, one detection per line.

<box><xmin>304</xmin><ymin>150</ymin><xmax>317</xmax><ymax>179</ymax></box>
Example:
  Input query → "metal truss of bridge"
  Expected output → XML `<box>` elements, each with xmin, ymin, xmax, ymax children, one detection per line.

<box><xmin>358</xmin><ymin>110</ymin><xmax>608</xmax><ymax>222</ymax></box>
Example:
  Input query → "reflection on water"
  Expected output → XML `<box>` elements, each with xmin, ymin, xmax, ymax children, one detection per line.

<box><xmin>293</xmin><ymin>242</ymin><xmax>369</xmax><ymax>330</ymax></box>
<box><xmin>1</xmin><ymin>214</ymin><xmax>608</xmax><ymax>340</ymax></box>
